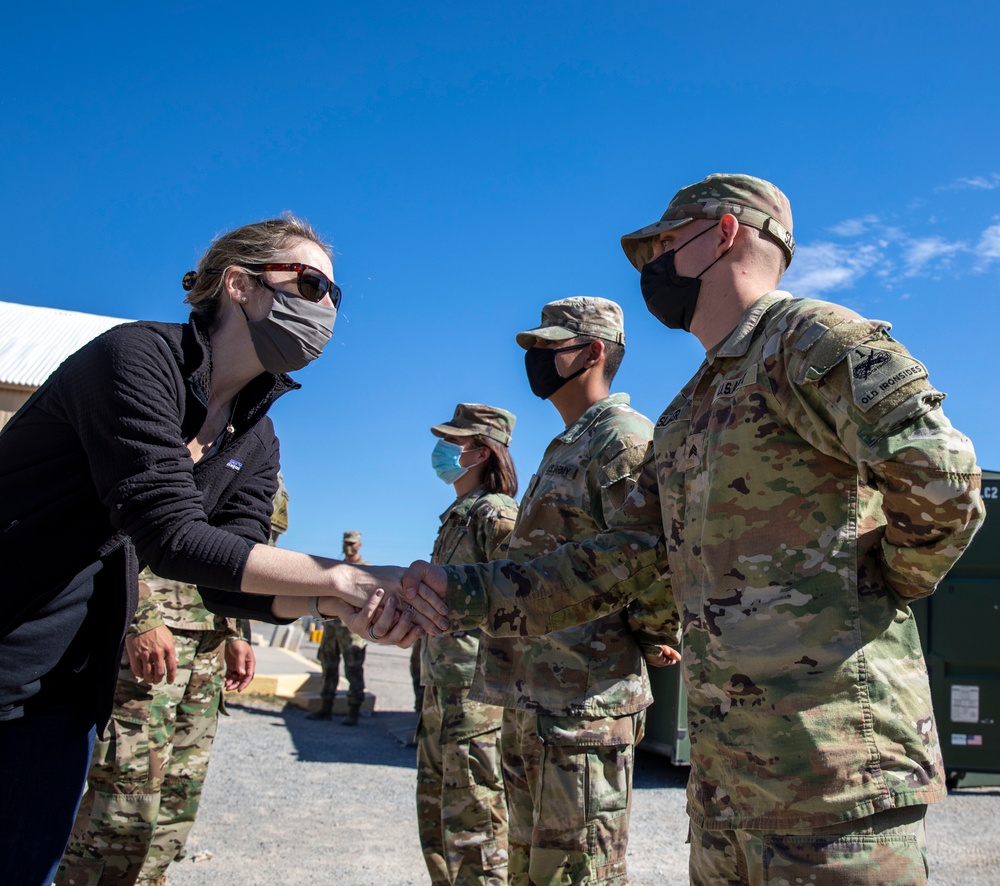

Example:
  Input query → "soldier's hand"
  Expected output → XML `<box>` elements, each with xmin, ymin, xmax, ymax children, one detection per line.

<box><xmin>321</xmin><ymin>589</ymin><xmax>425</xmax><ymax>648</ymax></box>
<box><xmin>401</xmin><ymin>560</ymin><xmax>449</xmax><ymax>621</ymax></box>
<box><xmin>225</xmin><ymin>639</ymin><xmax>256</xmax><ymax>691</ymax></box>
<box><xmin>126</xmin><ymin>624</ymin><xmax>178</xmax><ymax>684</ymax></box>
<box><xmin>644</xmin><ymin>644</ymin><xmax>682</xmax><ymax>667</ymax></box>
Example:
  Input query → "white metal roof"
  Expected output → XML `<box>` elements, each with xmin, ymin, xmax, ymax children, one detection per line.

<box><xmin>0</xmin><ymin>300</ymin><xmax>133</xmax><ymax>388</ymax></box>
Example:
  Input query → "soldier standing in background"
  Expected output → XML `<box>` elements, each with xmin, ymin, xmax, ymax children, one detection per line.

<box><xmin>418</xmin><ymin>403</ymin><xmax>519</xmax><ymax>885</ymax></box>
<box><xmin>469</xmin><ymin>298</ymin><xmax>670</xmax><ymax>885</ymax></box>
<box><xmin>308</xmin><ymin>530</ymin><xmax>370</xmax><ymax>726</ymax></box>
<box><xmin>57</xmin><ymin>475</ymin><xmax>289</xmax><ymax>886</ymax></box>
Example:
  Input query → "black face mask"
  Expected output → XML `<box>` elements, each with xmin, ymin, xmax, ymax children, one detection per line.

<box><xmin>639</xmin><ymin>223</ymin><xmax>730</xmax><ymax>331</ymax></box>
<box><xmin>524</xmin><ymin>341</ymin><xmax>592</xmax><ymax>400</ymax></box>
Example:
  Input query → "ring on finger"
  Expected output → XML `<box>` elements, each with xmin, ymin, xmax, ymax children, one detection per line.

<box><xmin>367</xmin><ymin>624</ymin><xmax>385</xmax><ymax>642</ymax></box>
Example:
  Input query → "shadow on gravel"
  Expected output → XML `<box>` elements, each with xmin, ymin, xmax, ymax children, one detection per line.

<box><xmin>229</xmin><ymin>701</ymin><xmax>420</xmax><ymax>770</ymax></box>
<box><xmin>632</xmin><ymin>748</ymin><xmax>689</xmax><ymax>791</ymax></box>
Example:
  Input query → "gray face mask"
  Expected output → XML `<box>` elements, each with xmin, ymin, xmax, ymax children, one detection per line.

<box><xmin>241</xmin><ymin>290</ymin><xmax>336</xmax><ymax>373</ymax></box>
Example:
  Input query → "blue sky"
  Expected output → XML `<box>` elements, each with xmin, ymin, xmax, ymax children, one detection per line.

<box><xmin>3</xmin><ymin>3</ymin><xmax>998</xmax><ymax>565</ymax></box>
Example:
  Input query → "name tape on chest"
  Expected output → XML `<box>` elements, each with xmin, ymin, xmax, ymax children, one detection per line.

<box><xmin>544</xmin><ymin>463</ymin><xmax>579</xmax><ymax>480</ymax></box>
<box><xmin>545</xmin><ymin>465</ymin><xmax>580</xmax><ymax>480</ymax></box>
<box><xmin>655</xmin><ymin>407</ymin><xmax>682</xmax><ymax>428</ymax></box>
<box><xmin>848</xmin><ymin>346</ymin><xmax>927</xmax><ymax>412</ymax></box>
<box><xmin>714</xmin><ymin>365</ymin><xmax>758</xmax><ymax>400</ymax></box>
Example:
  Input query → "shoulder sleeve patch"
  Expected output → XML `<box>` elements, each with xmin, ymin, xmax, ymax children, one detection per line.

<box><xmin>847</xmin><ymin>345</ymin><xmax>928</xmax><ymax>412</ymax></box>
<box><xmin>790</xmin><ymin>317</ymin><xmax>892</xmax><ymax>385</ymax></box>
<box><xmin>599</xmin><ymin>441</ymin><xmax>650</xmax><ymax>488</ymax></box>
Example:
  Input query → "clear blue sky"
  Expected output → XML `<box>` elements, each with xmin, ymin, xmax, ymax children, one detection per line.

<box><xmin>3</xmin><ymin>2</ymin><xmax>998</xmax><ymax>565</ymax></box>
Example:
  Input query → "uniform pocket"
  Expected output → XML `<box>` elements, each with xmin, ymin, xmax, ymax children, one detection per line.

<box><xmin>90</xmin><ymin>710</ymin><xmax>150</xmax><ymax>789</ymax></box>
<box><xmin>762</xmin><ymin>832</ymin><xmax>925</xmax><ymax>885</ymax></box>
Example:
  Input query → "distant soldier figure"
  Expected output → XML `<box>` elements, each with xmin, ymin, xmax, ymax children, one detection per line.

<box><xmin>308</xmin><ymin>530</ymin><xmax>370</xmax><ymax>726</ymax></box>
<box><xmin>56</xmin><ymin>474</ymin><xmax>288</xmax><ymax>886</ymax></box>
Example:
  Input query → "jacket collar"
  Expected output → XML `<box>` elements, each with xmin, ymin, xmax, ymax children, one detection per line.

<box><xmin>145</xmin><ymin>314</ymin><xmax>300</xmax><ymax>433</ymax></box>
<box><xmin>558</xmin><ymin>392</ymin><xmax>631</xmax><ymax>444</ymax></box>
<box><xmin>711</xmin><ymin>291</ymin><xmax>793</xmax><ymax>360</ymax></box>
<box><xmin>439</xmin><ymin>487</ymin><xmax>486</xmax><ymax>524</ymax></box>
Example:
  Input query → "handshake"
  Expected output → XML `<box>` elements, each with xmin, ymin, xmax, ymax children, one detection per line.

<box><xmin>314</xmin><ymin>560</ymin><xmax>451</xmax><ymax>648</ymax></box>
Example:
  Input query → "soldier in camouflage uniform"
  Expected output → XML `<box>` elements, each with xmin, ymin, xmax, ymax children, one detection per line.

<box><xmin>405</xmin><ymin>175</ymin><xmax>985</xmax><ymax>886</ymax></box>
<box><xmin>56</xmin><ymin>474</ymin><xmax>289</xmax><ymax>886</ymax></box>
<box><xmin>418</xmin><ymin>403</ymin><xmax>520</xmax><ymax>885</ymax></box>
<box><xmin>308</xmin><ymin>530</ymin><xmax>370</xmax><ymax>726</ymax></box>
<box><xmin>473</xmin><ymin>298</ymin><xmax>659</xmax><ymax>885</ymax></box>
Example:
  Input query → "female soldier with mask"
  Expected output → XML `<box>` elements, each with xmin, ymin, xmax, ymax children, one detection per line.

<box><xmin>418</xmin><ymin>404</ymin><xmax>519</xmax><ymax>886</ymax></box>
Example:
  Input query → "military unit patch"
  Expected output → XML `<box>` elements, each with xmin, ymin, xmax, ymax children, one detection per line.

<box><xmin>847</xmin><ymin>346</ymin><xmax>927</xmax><ymax>412</ymax></box>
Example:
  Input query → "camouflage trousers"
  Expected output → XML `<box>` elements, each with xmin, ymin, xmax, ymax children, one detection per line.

<box><xmin>501</xmin><ymin>708</ymin><xmax>644</xmax><ymax>886</ymax></box>
<box><xmin>416</xmin><ymin>685</ymin><xmax>508</xmax><ymax>885</ymax></box>
<box><xmin>317</xmin><ymin>621</ymin><xmax>366</xmax><ymax>706</ymax></box>
<box><xmin>688</xmin><ymin>803</ymin><xmax>929</xmax><ymax>886</ymax></box>
<box><xmin>56</xmin><ymin>629</ymin><xmax>228</xmax><ymax>886</ymax></box>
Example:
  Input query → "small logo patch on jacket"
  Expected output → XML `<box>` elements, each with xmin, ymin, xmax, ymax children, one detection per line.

<box><xmin>225</xmin><ymin>459</ymin><xmax>243</xmax><ymax>472</ymax></box>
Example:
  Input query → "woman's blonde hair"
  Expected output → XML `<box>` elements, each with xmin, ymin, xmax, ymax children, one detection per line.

<box><xmin>182</xmin><ymin>213</ymin><xmax>331</xmax><ymax>318</ymax></box>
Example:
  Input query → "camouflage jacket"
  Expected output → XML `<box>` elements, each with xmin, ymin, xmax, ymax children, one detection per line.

<box><xmin>421</xmin><ymin>489</ymin><xmax>518</xmax><ymax>688</ymax></box>
<box><xmin>470</xmin><ymin>393</ymin><xmax>654</xmax><ymax>717</ymax></box>
<box><xmin>131</xmin><ymin>567</ymin><xmax>250</xmax><ymax>640</ymax></box>
<box><xmin>444</xmin><ymin>293</ymin><xmax>985</xmax><ymax>829</ymax></box>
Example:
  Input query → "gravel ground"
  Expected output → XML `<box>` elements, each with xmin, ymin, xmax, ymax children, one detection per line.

<box><xmin>166</xmin><ymin>643</ymin><xmax>1000</xmax><ymax>886</ymax></box>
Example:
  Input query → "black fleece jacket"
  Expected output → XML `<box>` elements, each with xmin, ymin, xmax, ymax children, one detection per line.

<box><xmin>0</xmin><ymin>316</ymin><xmax>297</xmax><ymax>727</ymax></box>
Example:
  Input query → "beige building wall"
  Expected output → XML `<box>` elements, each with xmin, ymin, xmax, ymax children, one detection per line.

<box><xmin>0</xmin><ymin>384</ymin><xmax>33</xmax><ymax>430</ymax></box>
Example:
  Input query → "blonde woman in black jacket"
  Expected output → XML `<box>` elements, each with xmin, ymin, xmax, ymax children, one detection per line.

<box><xmin>0</xmin><ymin>215</ymin><xmax>443</xmax><ymax>886</ymax></box>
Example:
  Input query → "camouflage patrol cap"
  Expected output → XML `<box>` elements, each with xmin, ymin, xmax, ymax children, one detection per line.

<box><xmin>343</xmin><ymin>530</ymin><xmax>362</xmax><ymax>544</ymax></box>
<box><xmin>620</xmin><ymin>173</ymin><xmax>795</xmax><ymax>271</ymax></box>
<box><xmin>515</xmin><ymin>297</ymin><xmax>626</xmax><ymax>350</ymax></box>
<box><xmin>431</xmin><ymin>403</ymin><xmax>515</xmax><ymax>447</ymax></box>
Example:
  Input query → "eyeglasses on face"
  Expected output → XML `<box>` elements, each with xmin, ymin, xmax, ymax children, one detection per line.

<box><xmin>244</xmin><ymin>263</ymin><xmax>342</xmax><ymax>309</ymax></box>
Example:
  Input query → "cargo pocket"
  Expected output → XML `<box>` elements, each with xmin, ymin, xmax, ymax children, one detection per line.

<box><xmin>536</xmin><ymin>713</ymin><xmax>636</xmax><ymax>822</ymax></box>
<box><xmin>762</xmin><ymin>832</ymin><xmax>925</xmax><ymax>885</ymax></box>
<box><xmin>90</xmin><ymin>709</ymin><xmax>151</xmax><ymax>790</ymax></box>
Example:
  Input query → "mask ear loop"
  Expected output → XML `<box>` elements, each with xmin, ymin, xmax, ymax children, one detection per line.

<box><xmin>553</xmin><ymin>340</ymin><xmax>593</xmax><ymax>386</ymax></box>
<box><xmin>678</xmin><ymin>222</ymin><xmax>733</xmax><ymax>280</ymax></box>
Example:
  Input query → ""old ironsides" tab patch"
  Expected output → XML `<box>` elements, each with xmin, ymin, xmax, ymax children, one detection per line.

<box><xmin>847</xmin><ymin>346</ymin><xmax>927</xmax><ymax>411</ymax></box>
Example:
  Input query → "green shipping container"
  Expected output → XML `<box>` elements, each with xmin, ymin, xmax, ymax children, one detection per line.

<box><xmin>911</xmin><ymin>470</ymin><xmax>1000</xmax><ymax>788</ymax></box>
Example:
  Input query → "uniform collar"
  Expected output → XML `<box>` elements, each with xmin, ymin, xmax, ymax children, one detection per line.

<box><xmin>709</xmin><ymin>291</ymin><xmax>793</xmax><ymax>360</ymax></box>
<box><xmin>558</xmin><ymin>392</ymin><xmax>631</xmax><ymax>444</ymax></box>
<box><xmin>439</xmin><ymin>487</ymin><xmax>485</xmax><ymax>523</ymax></box>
